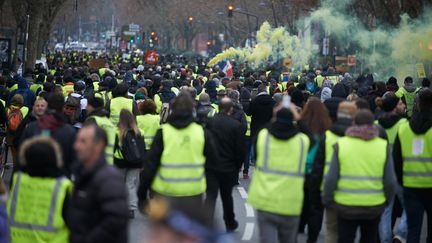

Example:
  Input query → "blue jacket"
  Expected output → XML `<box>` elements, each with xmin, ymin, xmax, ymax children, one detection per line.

<box><xmin>7</xmin><ymin>76</ymin><xmax>36</xmax><ymax>108</ymax></box>
<box><xmin>0</xmin><ymin>204</ymin><xmax>9</xmax><ymax>243</ymax></box>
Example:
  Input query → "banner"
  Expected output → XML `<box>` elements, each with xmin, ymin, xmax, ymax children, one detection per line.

<box><xmin>144</xmin><ymin>50</ymin><xmax>159</xmax><ymax>65</ymax></box>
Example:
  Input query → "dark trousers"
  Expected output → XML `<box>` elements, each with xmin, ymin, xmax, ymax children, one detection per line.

<box><xmin>299</xmin><ymin>176</ymin><xmax>323</xmax><ymax>243</ymax></box>
<box><xmin>404</xmin><ymin>188</ymin><xmax>432</xmax><ymax>243</ymax></box>
<box><xmin>205</xmin><ymin>170</ymin><xmax>237</xmax><ymax>226</ymax></box>
<box><xmin>243</xmin><ymin>136</ymin><xmax>251</xmax><ymax>174</ymax></box>
<box><xmin>337</xmin><ymin>216</ymin><xmax>380</xmax><ymax>243</ymax></box>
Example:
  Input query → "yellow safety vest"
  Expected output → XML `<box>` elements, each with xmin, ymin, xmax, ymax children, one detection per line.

<box><xmin>62</xmin><ymin>84</ymin><xmax>74</xmax><ymax>97</ymax></box>
<box><xmin>384</xmin><ymin>118</ymin><xmax>407</xmax><ymax>145</ymax></box>
<box><xmin>7</xmin><ymin>84</ymin><xmax>18</xmax><ymax>92</ymax></box>
<box><xmin>109</xmin><ymin>97</ymin><xmax>133</xmax><ymax>125</ymax></box>
<box><xmin>7</xmin><ymin>173</ymin><xmax>72</xmax><ymax>243</ymax></box>
<box><xmin>91</xmin><ymin>115</ymin><xmax>116</xmax><ymax>165</ymax></box>
<box><xmin>248</xmin><ymin>129</ymin><xmax>310</xmax><ymax>216</ymax></box>
<box><xmin>398</xmin><ymin>123</ymin><xmax>432</xmax><ymax>188</ymax></box>
<box><xmin>136</xmin><ymin>114</ymin><xmax>161</xmax><ymax>150</ymax></box>
<box><xmin>334</xmin><ymin>136</ymin><xmax>387</xmax><ymax>206</ymax></box>
<box><xmin>321</xmin><ymin>130</ymin><xmax>341</xmax><ymax>191</ymax></box>
<box><xmin>245</xmin><ymin>115</ymin><xmax>251</xmax><ymax>137</ymax></box>
<box><xmin>151</xmin><ymin>123</ymin><xmax>206</xmax><ymax>197</ymax></box>
<box><xmin>395</xmin><ymin>87</ymin><xmax>419</xmax><ymax>117</ymax></box>
<box><xmin>30</xmin><ymin>83</ymin><xmax>43</xmax><ymax>95</ymax></box>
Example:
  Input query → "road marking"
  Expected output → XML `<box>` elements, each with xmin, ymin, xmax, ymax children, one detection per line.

<box><xmin>245</xmin><ymin>203</ymin><xmax>255</xmax><ymax>218</ymax></box>
<box><xmin>242</xmin><ymin>222</ymin><xmax>254</xmax><ymax>241</ymax></box>
<box><xmin>237</xmin><ymin>186</ymin><xmax>248</xmax><ymax>199</ymax></box>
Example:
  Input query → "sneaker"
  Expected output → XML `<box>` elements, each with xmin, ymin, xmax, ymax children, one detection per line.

<box><xmin>226</xmin><ymin>220</ymin><xmax>239</xmax><ymax>232</ymax></box>
<box><xmin>393</xmin><ymin>235</ymin><xmax>406</xmax><ymax>243</ymax></box>
<box><xmin>243</xmin><ymin>173</ymin><xmax>249</xmax><ymax>179</ymax></box>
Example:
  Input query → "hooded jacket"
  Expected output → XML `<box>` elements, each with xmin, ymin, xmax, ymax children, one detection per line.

<box><xmin>19</xmin><ymin>112</ymin><xmax>77</xmax><ymax>177</ymax></box>
<box><xmin>7</xmin><ymin>76</ymin><xmax>36</xmax><ymax>108</ymax></box>
<box><xmin>393</xmin><ymin>111</ymin><xmax>432</xmax><ymax>190</ymax></box>
<box><xmin>323</xmin><ymin>124</ymin><xmax>397</xmax><ymax>219</ymax></box>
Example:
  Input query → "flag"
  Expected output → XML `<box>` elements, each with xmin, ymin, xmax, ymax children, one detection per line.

<box><xmin>218</xmin><ymin>60</ymin><xmax>233</xmax><ymax>78</ymax></box>
<box><xmin>144</xmin><ymin>50</ymin><xmax>159</xmax><ymax>65</ymax></box>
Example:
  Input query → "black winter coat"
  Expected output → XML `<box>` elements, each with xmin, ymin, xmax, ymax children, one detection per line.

<box><xmin>67</xmin><ymin>158</ymin><xmax>129</xmax><ymax>243</ymax></box>
<box><xmin>246</xmin><ymin>93</ymin><xmax>275</xmax><ymax>137</ymax></box>
<box><xmin>207</xmin><ymin>113</ymin><xmax>245</xmax><ymax>173</ymax></box>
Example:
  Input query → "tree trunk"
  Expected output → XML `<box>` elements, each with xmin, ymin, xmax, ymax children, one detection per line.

<box><xmin>25</xmin><ymin>0</ymin><xmax>43</xmax><ymax>72</ymax></box>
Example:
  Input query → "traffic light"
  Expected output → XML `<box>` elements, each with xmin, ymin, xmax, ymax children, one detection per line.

<box><xmin>228</xmin><ymin>5</ymin><xmax>234</xmax><ymax>18</ymax></box>
<box><xmin>129</xmin><ymin>36</ymin><xmax>135</xmax><ymax>44</ymax></box>
<box><xmin>137</xmin><ymin>36</ymin><xmax>141</xmax><ymax>41</ymax></box>
<box><xmin>151</xmin><ymin>31</ymin><xmax>156</xmax><ymax>36</ymax></box>
<box><xmin>207</xmin><ymin>41</ymin><xmax>211</xmax><ymax>46</ymax></box>
<box><xmin>188</xmin><ymin>16</ymin><xmax>193</xmax><ymax>23</ymax></box>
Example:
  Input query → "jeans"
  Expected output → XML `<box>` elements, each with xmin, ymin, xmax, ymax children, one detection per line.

<box><xmin>257</xmin><ymin>210</ymin><xmax>300</xmax><ymax>243</ymax></box>
<box><xmin>325</xmin><ymin>207</ymin><xmax>338</xmax><ymax>243</ymax></box>
<box><xmin>120</xmin><ymin>168</ymin><xmax>140</xmax><ymax>211</ymax></box>
<box><xmin>379</xmin><ymin>185</ymin><xmax>408</xmax><ymax>243</ymax></box>
<box><xmin>337</xmin><ymin>215</ymin><xmax>381</xmax><ymax>243</ymax></box>
<box><xmin>299</xmin><ymin>176</ymin><xmax>323</xmax><ymax>243</ymax></box>
<box><xmin>205</xmin><ymin>170</ymin><xmax>237</xmax><ymax>227</ymax></box>
<box><xmin>243</xmin><ymin>136</ymin><xmax>251</xmax><ymax>174</ymax></box>
<box><xmin>404</xmin><ymin>188</ymin><xmax>432</xmax><ymax>243</ymax></box>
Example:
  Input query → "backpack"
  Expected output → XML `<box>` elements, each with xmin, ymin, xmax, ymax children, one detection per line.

<box><xmin>115</xmin><ymin>130</ymin><xmax>146</xmax><ymax>165</ymax></box>
<box><xmin>7</xmin><ymin>108</ymin><xmax>23</xmax><ymax>133</ymax></box>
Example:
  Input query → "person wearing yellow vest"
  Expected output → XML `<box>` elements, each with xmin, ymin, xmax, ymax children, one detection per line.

<box><xmin>8</xmin><ymin>136</ymin><xmax>72</xmax><ymax>243</ymax></box>
<box><xmin>137</xmin><ymin>93</ymin><xmax>218</xmax><ymax>212</ymax></box>
<box><xmin>248</xmin><ymin>106</ymin><xmax>310</xmax><ymax>243</ymax></box>
<box><xmin>30</xmin><ymin>74</ymin><xmax>45</xmax><ymax>96</ymax></box>
<box><xmin>376</xmin><ymin>93</ymin><xmax>409</xmax><ymax>243</ymax></box>
<box><xmin>393</xmin><ymin>89</ymin><xmax>432</xmax><ymax>243</ymax></box>
<box><xmin>395</xmin><ymin>77</ymin><xmax>419</xmax><ymax>118</ymax></box>
<box><xmin>62</xmin><ymin>76</ymin><xmax>75</xmax><ymax>97</ymax></box>
<box><xmin>154</xmin><ymin>80</ymin><xmax>176</xmax><ymax>114</ymax></box>
<box><xmin>136</xmin><ymin>100</ymin><xmax>161</xmax><ymax>150</ymax></box>
<box><xmin>309</xmin><ymin>101</ymin><xmax>358</xmax><ymax>243</ymax></box>
<box><xmin>107</xmin><ymin>82</ymin><xmax>138</xmax><ymax>125</ymax></box>
<box><xmin>85</xmin><ymin>97</ymin><xmax>115</xmax><ymax>165</ymax></box>
<box><xmin>323</xmin><ymin>110</ymin><xmax>397</xmax><ymax>243</ymax></box>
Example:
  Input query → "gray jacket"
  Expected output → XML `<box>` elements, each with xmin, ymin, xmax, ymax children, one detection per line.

<box><xmin>323</xmin><ymin>142</ymin><xmax>397</xmax><ymax>219</ymax></box>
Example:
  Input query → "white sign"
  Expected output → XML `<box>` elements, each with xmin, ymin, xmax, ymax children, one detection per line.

<box><xmin>129</xmin><ymin>24</ymin><xmax>140</xmax><ymax>32</ymax></box>
<box><xmin>322</xmin><ymin>37</ymin><xmax>330</xmax><ymax>56</ymax></box>
<box><xmin>123</xmin><ymin>31</ymin><xmax>136</xmax><ymax>36</ymax></box>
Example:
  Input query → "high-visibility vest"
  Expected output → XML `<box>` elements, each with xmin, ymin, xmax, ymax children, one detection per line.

<box><xmin>136</xmin><ymin>114</ymin><xmax>161</xmax><ymax>150</ymax></box>
<box><xmin>7</xmin><ymin>172</ymin><xmax>72</xmax><ymax>243</ymax></box>
<box><xmin>248</xmin><ymin>129</ymin><xmax>310</xmax><ymax>216</ymax></box>
<box><xmin>398</xmin><ymin>123</ymin><xmax>432</xmax><ymax>188</ymax></box>
<box><xmin>245</xmin><ymin>115</ymin><xmax>251</xmax><ymax>137</ymax></box>
<box><xmin>30</xmin><ymin>83</ymin><xmax>43</xmax><ymax>95</ymax></box>
<box><xmin>109</xmin><ymin>97</ymin><xmax>133</xmax><ymax>125</ymax></box>
<box><xmin>384</xmin><ymin>118</ymin><xmax>407</xmax><ymax>145</ymax></box>
<box><xmin>395</xmin><ymin>87</ymin><xmax>419</xmax><ymax>117</ymax></box>
<box><xmin>151</xmin><ymin>123</ymin><xmax>206</xmax><ymax>197</ymax></box>
<box><xmin>93</xmin><ymin>82</ymin><xmax>99</xmax><ymax>92</ymax></box>
<box><xmin>334</xmin><ymin>136</ymin><xmax>387</xmax><ymax>206</ymax></box>
<box><xmin>7</xmin><ymin>84</ymin><xmax>18</xmax><ymax>92</ymax></box>
<box><xmin>99</xmin><ymin>68</ymin><xmax>107</xmax><ymax>77</ymax></box>
<box><xmin>91</xmin><ymin>115</ymin><xmax>116</xmax><ymax>165</ymax></box>
<box><xmin>62</xmin><ymin>84</ymin><xmax>74</xmax><ymax>97</ymax></box>
<box><xmin>20</xmin><ymin>106</ymin><xmax>29</xmax><ymax>118</ymax></box>
<box><xmin>321</xmin><ymin>130</ymin><xmax>341</xmax><ymax>191</ymax></box>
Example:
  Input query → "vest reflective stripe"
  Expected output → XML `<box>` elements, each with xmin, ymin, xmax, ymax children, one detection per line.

<box><xmin>321</xmin><ymin>130</ymin><xmax>341</xmax><ymax>191</ymax></box>
<box><xmin>92</xmin><ymin>116</ymin><xmax>116</xmax><ymax>165</ymax></box>
<box><xmin>137</xmin><ymin>114</ymin><xmax>161</xmax><ymax>150</ymax></box>
<box><xmin>245</xmin><ymin>115</ymin><xmax>251</xmax><ymax>137</ymax></box>
<box><xmin>110</xmin><ymin>97</ymin><xmax>133</xmax><ymax>125</ymax></box>
<box><xmin>248</xmin><ymin>129</ymin><xmax>310</xmax><ymax>216</ymax></box>
<box><xmin>334</xmin><ymin>137</ymin><xmax>387</xmax><ymax>206</ymax></box>
<box><xmin>7</xmin><ymin>173</ymin><xmax>71</xmax><ymax>243</ymax></box>
<box><xmin>151</xmin><ymin>123</ymin><xmax>206</xmax><ymax>197</ymax></box>
<box><xmin>398</xmin><ymin>123</ymin><xmax>432</xmax><ymax>188</ymax></box>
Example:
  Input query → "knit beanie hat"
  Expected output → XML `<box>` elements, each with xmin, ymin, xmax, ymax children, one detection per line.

<box><xmin>381</xmin><ymin>93</ymin><xmax>400</xmax><ymax>112</ymax></box>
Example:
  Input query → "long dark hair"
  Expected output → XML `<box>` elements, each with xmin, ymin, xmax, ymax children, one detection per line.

<box><xmin>118</xmin><ymin>109</ymin><xmax>140</xmax><ymax>139</ymax></box>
